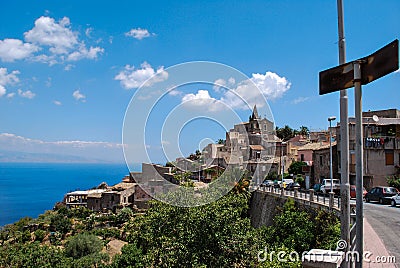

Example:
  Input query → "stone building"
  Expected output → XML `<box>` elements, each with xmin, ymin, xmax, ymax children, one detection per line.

<box><xmin>336</xmin><ymin>108</ymin><xmax>400</xmax><ymax>188</ymax></box>
<box><xmin>312</xmin><ymin>144</ymin><xmax>338</xmax><ymax>186</ymax></box>
<box><xmin>203</xmin><ymin>105</ymin><xmax>280</xmax><ymax>183</ymax></box>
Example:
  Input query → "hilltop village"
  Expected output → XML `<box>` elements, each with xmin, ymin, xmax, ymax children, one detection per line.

<box><xmin>64</xmin><ymin>106</ymin><xmax>400</xmax><ymax>212</ymax></box>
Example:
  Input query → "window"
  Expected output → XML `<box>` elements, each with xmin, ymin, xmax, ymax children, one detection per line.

<box><xmin>320</xmin><ymin>155</ymin><xmax>323</xmax><ymax>166</ymax></box>
<box><xmin>385</xmin><ymin>150</ymin><xmax>394</xmax><ymax>165</ymax></box>
<box><xmin>301</xmin><ymin>154</ymin><xmax>304</xmax><ymax>162</ymax></box>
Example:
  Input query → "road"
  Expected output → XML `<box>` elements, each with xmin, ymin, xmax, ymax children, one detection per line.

<box><xmin>364</xmin><ymin>202</ymin><xmax>400</xmax><ymax>266</ymax></box>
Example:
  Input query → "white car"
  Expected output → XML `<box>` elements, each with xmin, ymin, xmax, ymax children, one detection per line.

<box><xmin>320</xmin><ymin>179</ymin><xmax>341</xmax><ymax>194</ymax></box>
<box><xmin>391</xmin><ymin>193</ymin><xmax>400</xmax><ymax>207</ymax></box>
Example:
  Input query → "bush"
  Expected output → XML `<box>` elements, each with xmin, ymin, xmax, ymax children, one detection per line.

<box><xmin>116</xmin><ymin>207</ymin><xmax>133</xmax><ymax>224</ymax></box>
<box><xmin>111</xmin><ymin>243</ymin><xmax>144</xmax><ymax>268</ymax></box>
<box><xmin>50</xmin><ymin>214</ymin><xmax>71</xmax><ymax>234</ymax></box>
<box><xmin>267</xmin><ymin>198</ymin><xmax>315</xmax><ymax>253</ymax></box>
<box><xmin>387</xmin><ymin>175</ymin><xmax>400</xmax><ymax>189</ymax></box>
<box><xmin>65</xmin><ymin>233</ymin><xmax>103</xmax><ymax>259</ymax></box>
<box><xmin>34</xmin><ymin>229</ymin><xmax>47</xmax><ymax>242</ymax></box>
<box><xmin>288</xmin><ymin>161</ymin><xmax>306</xmax><ymax>176</ymax></box>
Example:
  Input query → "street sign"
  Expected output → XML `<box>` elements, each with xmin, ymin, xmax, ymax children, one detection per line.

<box><xmin>319</xmin><ymin>62</ymin><xmax>354</xmax><ymax>95</ymax></box>
<box><xmin>319</xmin><ymin>39</ymin><xmax>399</xmax><ymax>95</ymax></box>
<box><xmin>360</xmin><ymin>39</ymin><xmax>399</xmax><ymax>85</ymax></box>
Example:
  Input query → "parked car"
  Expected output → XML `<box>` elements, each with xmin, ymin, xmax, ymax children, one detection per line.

<box><xmin>261</xmin><ymin>180</ymin><xmax>274</xmax><ymax>187</ymax></box>
<box><xmin>365</xmin><ymin>186</ymin><xmax>399</xmax><ymax>204</ymax></box>
<box><xmin>350</xmin><ymin>185</ymin><xmax>367</xmax><ymax>199</ymax></box>
<box><xmin>281</xmin><ymin>179</ymin><xmax>294</xmax><ymax>189</ymax></box>
<box><xmin>391</xmin><ymin>193</ymin><xmax>400</xmax><ymax>207</ymax></box>
<box><xmin>320</xmin><ymin>179</ymin><xmax>340</xmax><ymax>194</ymax></box>
<box><xmin>285</xmin><ymin>182</ymin><xmax>300</xmax><ymax>191</ymax></box>
<box><xmin>313</xmin><ymin>183</ymin><xmax>321</xmax><ymax>192</ymax></box>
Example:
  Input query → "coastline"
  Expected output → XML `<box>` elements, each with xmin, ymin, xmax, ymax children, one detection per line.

<box><xmin>0</xmin><ymin>162</ymin><xmax>139</xmax><ymax>227</ymax></box>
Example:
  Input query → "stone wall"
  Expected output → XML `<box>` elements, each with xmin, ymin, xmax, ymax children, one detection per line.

<box><xmin>249</xmin><ymin>190</ymin><xmax>339</xmax><ymax>228</ymax></box>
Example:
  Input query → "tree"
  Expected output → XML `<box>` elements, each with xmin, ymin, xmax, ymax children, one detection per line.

<box><xmin>116</xmin><ymin>207</ymin><xmax>134</xmax><ymax>224</ymax></box>
<box><xmin>64</xmin><ymin>233</ymin><xmax>103</xmax><ymax>259</ymax></box>
<box><xmin>299</xmin><ymin>126</ymin><xmax>310</xmax><ymax>136</ymax></box>
<box><xmin>288</xmin><ymin>161</ymin><xmax>306</xmax><ymax>175</ymax></box>
<box><xmin>111</xmin><ymin>243</ymin><xmax>144</xmax><ymax>268</ymax></box>
<box><xmin>276</xmin><ymin>125</ymin><xmax>295</xmax><ymax>141</ymax></box>
<box><xmin>122</xmin><ymin>192</ymin><xmax>258</xmax><ymax>267</ymax></box>
<box><xmin>217</xmin><ymin>139</ymin><xmax>225</xmax><ymax>145</ymax></box>
<box><xmin>50</xmin><ymin>213</ymin><xmax>71</xmax><ymax>235</ymax></box>
<box><xmin>0</xmin><ymin>242</ymin><xmax>70</xmax><ymax>268</ymax></box>
<box><xmin>387</xmin><ymin>175</ymin><xmax>400</xmax><ymax>189</ymax></box>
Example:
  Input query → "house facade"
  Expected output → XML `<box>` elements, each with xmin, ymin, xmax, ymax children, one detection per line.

<box><xmin>336</xmin><ymin>109</ymin><xmax>400</xmax><ymax>188</ymax></box>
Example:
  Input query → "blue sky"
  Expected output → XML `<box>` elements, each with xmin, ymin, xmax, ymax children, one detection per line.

<box><xmin>0</xmin><ymin>0</ymin><xmax>399</xmax><ymax>163</ymax></box>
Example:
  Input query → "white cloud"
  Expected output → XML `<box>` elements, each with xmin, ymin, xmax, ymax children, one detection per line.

<box><xmin>115</xmin><ymin>62</ymin><xmax>168</xmax><ymax>89</ymax></box>
<box><xmin>213</xmin><ymin>78</ymin><xmax>227</xmax><ymax>92</ymax></box>
<box><xmin>6</xmin><ymin>92</ymin><xmax>15</xmax><ymax>99</ymax></box>
<box><xmin>0</xmin><ymin>68</ymin><xmax>20</xmax><ymax>96</ymax></box>
<box><xmin>6</xmin><ymin>92</ymin><xmax>15</xmax><ymax>98</ymax></box>
<box><xmin>125</xmin><ymin>28</ymin><xmax>154</xmax><ymax>40</ymax></box>
<box><xmin>72</xmin><ymin>90</ymin><xmax>86</xmax><ymax>102</ymax></box>
<box><xmin>222</xmin><ymin>71</ymin><xmax>291</xmax><ymax>109</ymax></box>
<box><xmin>0</xmin><ymin>133</ymin><xmax>124</xmax><ymax>162</ymax></box>
<box><xmin>213</xmin><ymin>77</ymin><xmax>236</xmax><ymax>92</ymax></box>
<box><xmin>18</xmin><ymin>89</ymin><xmax>36</xmax><ymax>99</ymax></box>
<box><xmin>0</xmin><ymin>68</ymin><xmax>20</xmax><ymax>85</ymax></box>
<box><xmin>24</xmin><ymin>16</ymin><xmax>78</xmax><ymax>55</ymax></box>
<box><xmin>67</xmin><ymin>44</ymin><xmax>104</xmax><ymax>61</ymax></box>
<box><xmin>0</xmin><ymin>16</ymin><xmax>104</xmax><ymax>65</ymax></box>
<box><xmin>174</xmin><ymin>71</ymin><xmax>291</xmax><ymax>112</ymax></box>
<box><xmin>53</xmin><ymin>100</ymin><xmax>62</xmax><ymax>105</ymax></box>
<box><xmin>85</xmin><ymin>27</ymin><xmax>93</xmax><ymax>38</ymax></box>
<box><xmin>168</xmin><ymin>89</ymin><xmax>182</xmax><ymax>96</ymax></box>
<box><xmin>64</xmin><ymin>64</ymin><xmax>74</xmax><ymax>71</ymax></box>
<box><xmin>45</xmin><ymin>77</ymin><xmax>52</xmax><ymax>87</ymax></box>
<box><xmin>0</xmin><ymin>85</ymin><xmax>5</xmax><ymax>97</ymax></box>
<box><xmin>0</xmin><ymin>39</ymin><xmax>40</xmax><ymax>62</ymax></box>
<box><xmin>292</xmin><ymin>96</ymin><xmax>310</xmax><ymax>104</ymax></box>
<box><xmin>181</xmin><ymin>90</ymin><xmax>224</xmax><ymax>112</ymax></box>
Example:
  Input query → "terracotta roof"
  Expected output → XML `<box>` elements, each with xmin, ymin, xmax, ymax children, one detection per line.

<box><xmin>298</xmin><ymin>142</ymin><xmax>336</xmax><ymax>151</ymax></box>
<box><xmin>111</xmin><ymin>182</ymin><xmax>136</xmax><ymax>190</ymax></box>
<box><xmin>249</xmin><ymin>145</ymin><xmax>265</xmax><ymax>150</ymax></box>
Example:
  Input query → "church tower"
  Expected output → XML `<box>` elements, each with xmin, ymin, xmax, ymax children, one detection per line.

<box><xmin>249</xmin><ymin>105</ymin><xmax>260</xmax><ymax>133</ymax></box>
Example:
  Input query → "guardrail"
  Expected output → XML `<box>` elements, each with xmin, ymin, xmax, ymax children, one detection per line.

<box><xmin>257</xmin><ymin>185</ymin><xmax>341</xmax><ymax>211</ymax></box>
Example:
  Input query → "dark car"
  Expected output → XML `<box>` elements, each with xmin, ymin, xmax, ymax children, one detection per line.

<box><xmin>365</xmin><ymin>186</ymin><xmax>399</xmax><ymax>204</ymax></box>
<box><xmin>285</xmin><ymin>182</ymin><xmax>300</xmax><ymax>191</ymax></box>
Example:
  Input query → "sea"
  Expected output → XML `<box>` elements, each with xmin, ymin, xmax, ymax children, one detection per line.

<box><xmin>0</xmin><ymin>162</ymin><xmax>141</xmax><ymax>227</ymax></box>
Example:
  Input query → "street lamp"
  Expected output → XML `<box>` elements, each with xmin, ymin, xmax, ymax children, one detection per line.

<box><xmin>328</xmin><ymin>116</ymin><xmax>336</xmax><ymax>193</ymax></box>
<box><xmin>281</xmin><ymin>141</ymin><xmax>286</xmax><ymax>186</ymax></box>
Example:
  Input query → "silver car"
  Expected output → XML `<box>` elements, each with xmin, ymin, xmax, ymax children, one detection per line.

<box><xmin>391</xmin><ymin>193</ymin><xmax>400</xmax><ymax>207</ymax></box>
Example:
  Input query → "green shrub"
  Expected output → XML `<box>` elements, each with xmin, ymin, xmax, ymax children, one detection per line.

<box><xmin>64</xmin><ymin>233</ymin><xmax>103</xmax><ymax>259</ymax></box>
<box><xmin>34</xmin><ymin>229</ymin><xmax>47</xmax><ymax>242</ymax></box>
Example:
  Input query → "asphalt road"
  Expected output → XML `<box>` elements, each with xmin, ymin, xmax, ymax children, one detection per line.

<box><xmin>364</xmin><ymin>202</ymin><xmax>400</xmax><ymax>266</ymax></box>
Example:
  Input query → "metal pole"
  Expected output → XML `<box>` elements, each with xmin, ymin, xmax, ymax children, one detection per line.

<box><xmin>281</xmin><ymin>143</ymin><xmax>284</xmax><ymax>184</ymax></box>
<box><xmin>330</xmin><ymin>120</ymin><xmax>333</xmax><ymax>193</ymax></box>
<box><xmin>354</xmin><ymin>61</ymin><xmax>364</xmax><ymax>268</ymax></box>
<box><xmin>337</xmin><ymin>0</ymin><xmax>351</xmax><ymax>264</ymax></box>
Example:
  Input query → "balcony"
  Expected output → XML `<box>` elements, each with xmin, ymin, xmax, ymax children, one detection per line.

<box><xmin>364</xmin><ymin>136</ymin><xmax>399</xmax><ymax>150</ymax></box>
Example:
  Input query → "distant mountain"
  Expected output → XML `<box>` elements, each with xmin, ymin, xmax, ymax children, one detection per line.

<box><xmin>0</xmin><ymin>150</ymin><xmax>118</xmax><ymax>163</ymax></box>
